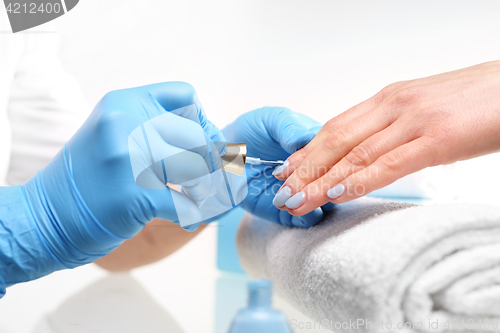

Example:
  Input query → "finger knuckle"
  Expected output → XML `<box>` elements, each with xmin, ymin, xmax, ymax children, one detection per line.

<box><xmin>421</xmin><ymin>137</ymin><xmax>444</xmax><ymax>166</ymax></box>
<box><xmin>323</xmin><ymin>130</ymin><xmax>348</xmax><ymax>151</ymax></box>
<box><xmin>289</xmin><ymin>139</ymin><xmax>314</xmax><ymax>161</ymax></box>
<box><xmin>388</xmin><ymin>86</ymin><xmax>426</xmax><ymax>106</ymax></box>
<box><xmin>99</xmin><ymin>110</ymin><xmax>126</xmax><ymax>128</ymax></box>
<box><xmin>276</xmin><ymin>106</ymin><xmax>293</xmax><ymax>114</ymax></box>
<box><xmin>378</xmin><ymin>153</ymin><xmax>402</xmax><ymax>173</ymax></box>
<box><xmin>325</xmin><ymin>116</ymin><xmax>342</xmax><ymax>132</ymax></box>
<box><xmin>167</xmin><ymin>82</ymin><xmax>197</xmax><ymax>106</ymax></box>
<box><xmin>294</xmin><ymin>143</ymin><xmax>312</xmax><ymax>158</ymax></box>
<box><xmin>176</xmin><ymin>81</ymin><xmax>196</xmax><ymax>95</ymax></box>
<box><xmin>101</xmin><ymin>89</ymin><xmax>121</xmax><ymax>103</ymax></box>
<box><xmin>379</xmin><ymin>81</ymin><xmax>407</xmax><ymax>99</ymax></box>
<box><xmin>274</xmin><ymin>107</ymin><xmax>296</xmax><ymax>121</ymax></box>
<box><xmin>345</xmin><ymin>144</ymin><xmax>373</xmax><ymax>167</ymax></box>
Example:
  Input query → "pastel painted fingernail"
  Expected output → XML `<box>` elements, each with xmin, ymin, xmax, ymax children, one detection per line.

<box><xmin>285</xmin><ymin>191</ymin><xmax>306</xmax><ymax>210</ymax></box>
<box><xmin>273</xmin><ymin>186</ymin><xmax>292</xmax><ymax>207</ymax></box>
<box><xmin>272</xmin><ymin>160</ymin><xmax>289</xmax><ymax>176</ymax></box>
<box><xmin>327</xmin><ymin>184</ymin><xmax>345</xmax><ymax>200</ymax></box>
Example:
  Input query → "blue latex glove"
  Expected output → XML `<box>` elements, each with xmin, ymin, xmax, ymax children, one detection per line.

<box><xmin>222</xmin><ymin>107</ymin><xmax>334</xmax><ymax>227</ymax></box>
<box><xmin>0</xmin><ymin>82</ymin><xmax>224</xmax><ymax>296</ymax></box>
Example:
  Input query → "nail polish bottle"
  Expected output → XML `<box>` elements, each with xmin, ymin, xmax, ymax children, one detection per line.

<box><xmin>228</xmin><ymin>280</ymin><xmax>292</xmax><ymax>333</ymax></box>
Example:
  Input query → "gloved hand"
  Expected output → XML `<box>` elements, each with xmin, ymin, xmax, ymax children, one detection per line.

<box><xmin>222</xmin><ymin>107</ymin><xmax>334</xmax><ymax>228</ymax></box>
<box><xmin>0</xmin><ymin>82</ymin><xmax>224</xmax><ymax>295</ymax></box>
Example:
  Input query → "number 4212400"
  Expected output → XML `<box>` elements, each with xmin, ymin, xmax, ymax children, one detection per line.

<box><xmin>6</xmin><ymin>2</ymin><xmax>62</xmax><ymax>14</ymax></box>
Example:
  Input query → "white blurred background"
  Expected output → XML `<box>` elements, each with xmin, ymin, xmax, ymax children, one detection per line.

<box><xmin>57</xmin><ymin>0</ymin><xmax>500</xmax><ymax>128</ymax></box>
<box><xmin>1</xmin><ymin>1</ymin><xmax>500</xmax><ymax>333</ymax></box>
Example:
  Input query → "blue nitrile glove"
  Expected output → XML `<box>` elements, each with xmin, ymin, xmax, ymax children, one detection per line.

<box><xmin>0</xmin><ymin>82</ymin><xmax>224</xmax><ymax>296</ymax></box>
<box><xmin>222</xmin><ymin>107</ymin><xmax>334</xmax><ymax>228</ymax></box>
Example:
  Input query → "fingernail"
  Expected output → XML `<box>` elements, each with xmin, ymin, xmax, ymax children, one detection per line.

<box><xmin>285</xmin><ymin>191</ymin><xmax>306</xmax><ymax>210</ymax></box>
<box><xmin>327</xmin><ymin>184</ymin><xmax>345</xmax><ymax>200</ymax></box>
<box><xmin>272</xmin><ymin>160</ymin><xmax>289</xmax><ymax>176</ymax></box>
<box><xmin>273</xmin><ymin>186</ymin><xmax>292</xmax><ymax>207</ymax></box>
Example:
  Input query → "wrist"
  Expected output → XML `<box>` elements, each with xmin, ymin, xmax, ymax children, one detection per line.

<box><xmin>0</xmin><ymin>185</ymin><xmax>65</xmax><ymax>293</ymax></box>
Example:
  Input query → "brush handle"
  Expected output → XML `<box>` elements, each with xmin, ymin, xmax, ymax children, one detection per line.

<box><xmin>246</xmin><ymin>157</ymin><xmax>284</xmax><ymax>165</ymax></box>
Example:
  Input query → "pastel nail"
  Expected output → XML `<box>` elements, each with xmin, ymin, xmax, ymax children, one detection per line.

<box><xmin>273</xmin><ymin>186</ymin><xmax>292</xmax><ymax>207</ymax></box>
<box><xmin>272</xmin><ymin>160</ymin><xmax>289</xmax><ymax>176</ymax></box>
<box><xmin>327</xmin><ymin>184</ymin><xmax>345</xmax><ymax>200</ymax></box>
<box><xmin>285</xmin><ymin>191</ymin><xmax>306</xmax><ymax>209</ymax></box>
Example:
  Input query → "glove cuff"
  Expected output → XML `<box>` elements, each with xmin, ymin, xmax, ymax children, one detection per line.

<box><xmin>22</xmin><ymin>146</ymin><xmax>126</xmax><ymax>269</ymax></box>
<box><xmin>0</xmin><ymin>185</ymin><xmax>66</xmax><ymax>294</ymax></box>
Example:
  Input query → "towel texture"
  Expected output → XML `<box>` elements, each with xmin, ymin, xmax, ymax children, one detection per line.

<box><xmin>237</xmin><ymin>198</ymin><xmax>500</xmax><ymax>332</ymax></box>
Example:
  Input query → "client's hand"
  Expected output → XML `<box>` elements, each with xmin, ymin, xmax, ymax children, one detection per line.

<box><xmin>273</xmin><ymin>60</ymin><xmax>500</xmax><ymax>215</ymax></box>
<box><xmin>223</xmin><ymin>107</ymin><xmax>333</xmax><ymax>227</ymax></box>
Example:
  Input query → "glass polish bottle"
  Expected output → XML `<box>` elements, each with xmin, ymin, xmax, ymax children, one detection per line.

<box><xmin>228</xmin><ymin>280</ymin><xmax>292</xmax><ymax>333</ymax></box>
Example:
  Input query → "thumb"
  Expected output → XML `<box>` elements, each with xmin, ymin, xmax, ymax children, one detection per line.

<box><xmin>263</xmin><ymin>108</ymin><xmax>319</xmax><ymax>154</ymax></box>
<box><xmin>148</xmin><ymin>187</ymin><xmax>204</xmax><ymax>228</ymax></box>
<box><xmin>280</xmin><ymin>123</ymin><xmax>316</xmax><ymax>154</ymax></box>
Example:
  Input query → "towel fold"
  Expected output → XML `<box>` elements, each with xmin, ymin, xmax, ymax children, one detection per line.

<box><xmin>236</xmin><ymin>198</ymin><xmax>500</xmax><ymax>332</ymax></box>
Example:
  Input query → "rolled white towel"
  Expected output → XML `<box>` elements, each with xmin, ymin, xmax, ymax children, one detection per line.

<box><xmin>237</xmin><ymin>198</ymin><xmax>500</xmax><ymax>332</ymax></box>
